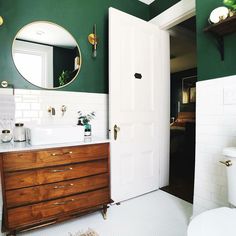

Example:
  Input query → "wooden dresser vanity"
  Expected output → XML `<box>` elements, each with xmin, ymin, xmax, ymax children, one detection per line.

<box><xmin>0</xmin><ymin>142</ymin><xmax>111</xmax><ymax>236</ymax></box>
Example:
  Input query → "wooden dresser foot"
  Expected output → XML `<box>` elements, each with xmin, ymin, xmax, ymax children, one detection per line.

<box><xmin>7</xmin><ymin>231</ymin><xmax>16</xmax><ymax>236</ymax></box>
<box><xmin>102</xmin><ymin>205</ymin><xmax>108</xmax><ymax>220</ymax></box>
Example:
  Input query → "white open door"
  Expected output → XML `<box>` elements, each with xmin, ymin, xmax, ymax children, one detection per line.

<box><xmin>109</xmin><ymin>7</ymin><xmax>170</xmax><ymax>203</ymax></box>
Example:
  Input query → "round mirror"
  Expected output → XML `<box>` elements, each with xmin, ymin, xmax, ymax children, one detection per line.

<box><xmin>12</xmin><ymin>21</ymin><xmax>81</xmax><ymax>89</ymax></box>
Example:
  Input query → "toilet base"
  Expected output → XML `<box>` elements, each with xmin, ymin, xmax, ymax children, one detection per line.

<box><xmin>187</xmin><ymin>207</ymin><xmax>236</xmax><ymax>236</ymax></box>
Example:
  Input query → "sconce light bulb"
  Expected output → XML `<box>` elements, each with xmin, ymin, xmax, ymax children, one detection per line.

<box><xmin>0</xmin><ymin>16</ymin><xmax>4</xmax><ymax>26</ymax></box>
<box><xmin>92</xmin><ymin>49</ymin><xmax>97</xmax><ymax>58</ymax></box>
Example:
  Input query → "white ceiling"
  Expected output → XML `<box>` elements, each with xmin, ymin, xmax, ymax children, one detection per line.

<box><xmin>138</xmin><ymin>0</ymin><xmax>155</xmax><ymax>5</ymax></box>
<box><xmin>16</xmin><ymin>22</ymin><xmax>77</xmax><ymax>48</ymax></box>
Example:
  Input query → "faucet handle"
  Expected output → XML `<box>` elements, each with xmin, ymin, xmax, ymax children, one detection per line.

<box><xmin>61</xmin><ymin>105</ymin><xmax>67</xmax><ymax>116</ymax></box>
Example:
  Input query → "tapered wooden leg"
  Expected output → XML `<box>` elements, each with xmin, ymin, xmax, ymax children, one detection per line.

<box><xmin>7</xmin><ymin>231</ymin><xmax>16</xmax><ymax>236</ymax></box>
<box><xmin>102</xmin><ymin>205</ymin><xmax>108</xmax><ymax>220</ymax></box>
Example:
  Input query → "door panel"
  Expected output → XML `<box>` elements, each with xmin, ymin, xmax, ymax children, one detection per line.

<box><xmin>109</xmin><ymin>7</ymin><xmax>170</xmax><ymax>202</ymax></box>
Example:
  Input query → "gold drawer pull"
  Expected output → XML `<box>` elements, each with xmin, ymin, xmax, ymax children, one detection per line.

<box><xmin>51</xmin><ymin>167</ymin><xmax>73</xmax><ymax>173</ymax></box>
<box><xmin>51</xmin><ymin>151</ymin><xmax>73</xmax><ymax>156</ymax></box>
<box><xmin>53</xmin><ymin>199</ymin><xmax>75</xmax><ymax>206</ymax></box>
<box><xmin>53</xmin><ymin>183</ymin><xmax>74</xmax><ymax>189</ymax></box>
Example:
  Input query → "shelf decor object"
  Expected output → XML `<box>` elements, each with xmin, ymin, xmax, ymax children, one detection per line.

<box><xmin>223</xmin><ymin>0</ymin><xmax>236</xmax><ymax>11</ymax></box>
<box><xmin>0</xmin><ymin>16</ymin><xmax>3</xmax><ymax>26</ymax></box>
<box><xmin>209</xmin><ymin>6</ymin><xmax>229</xmax><ymax>24</ymax></box>
<box><xmin>88</xmin><ymin>24</ymin><xmax>98</xmax><ymax>58</ymax></box>
<box><xmin>204</xmin><ymin>13</ymin><xmax>236</xmax><ymax>60</ymax></box>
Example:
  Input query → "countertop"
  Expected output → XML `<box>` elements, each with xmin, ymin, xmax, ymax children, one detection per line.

<box><xmin>0</xmin><ymin>137</ymin><xmax>110</xmax><ymax>153</ymax></box>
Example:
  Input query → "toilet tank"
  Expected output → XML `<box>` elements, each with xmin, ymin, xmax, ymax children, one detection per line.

<box><xmin>223</xmin><ymin>147</ymin><xmax>236</xmax><ymax>206</ymax></box>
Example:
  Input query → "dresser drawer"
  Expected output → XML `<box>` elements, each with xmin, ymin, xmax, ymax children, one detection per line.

<box><xmin>7</xmin><ymin>188</ymin><xmax>110</xmax><ymax>229</ymax></box>
<box><xmin>5</xmin><ymin>159</ymin><xmax>108</xmax><ymax>190</ymax></box>
<box><xmin>3</xmin><ymin>143</ymin><xmax>109</xmax><ymax>172</ymax></box>
<box><xmin>6</xmin><ymin>173</ymin><xmax>109</xmax><ymax>208</ymax></box>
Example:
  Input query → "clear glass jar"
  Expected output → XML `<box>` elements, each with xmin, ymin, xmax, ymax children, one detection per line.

<box><xmin>1</xmin><ymin>130</ymin><xmax>12</xmax><ymax>143</ymax></box>
<box><xmin>13</xmin><ymin>123</ymin><xmax>26</xmax><ymax>142</ymax></box>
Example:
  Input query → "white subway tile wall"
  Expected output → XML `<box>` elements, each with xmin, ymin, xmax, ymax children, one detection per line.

<box><xmin>0</xmin><ymin>89</ymin><xmax>108</xmax><ymax>139</ymax></box>
<box><xmin>0</xmin><ymin>89</ymin><xmax>108</xmax><ymax>224</ymax></box>
<box><xmin>193</xmin><ymin>75</ymin><xmax>236</xmax><ymax>216</ymax></box>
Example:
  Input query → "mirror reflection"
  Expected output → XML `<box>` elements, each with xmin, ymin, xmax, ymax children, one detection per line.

<box><xmin>12</xmin><ymin>21</ymin><xmax>81</xmax><ymax>89</ymax></box>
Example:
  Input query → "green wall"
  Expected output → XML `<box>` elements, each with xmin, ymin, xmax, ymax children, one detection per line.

<box><xmin>2</xmin><ymin>0</ymin><xmax>234</xmax><ymax>93</ymax></box>
<box><xmin>0</xmin><ymin>0</ymin><xmax>149</xmax><ymax>93</ymax></box>
<box><xmin>197</xmin><ymin>0</ymin><xmax>236</xmax><ymax>81</ymax></box>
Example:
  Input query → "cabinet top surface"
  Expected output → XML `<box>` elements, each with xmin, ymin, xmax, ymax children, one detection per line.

<box><xmin>0</xmin><ymin>137</ymin><xmax>110</xmax><ymax>153</ymax></box>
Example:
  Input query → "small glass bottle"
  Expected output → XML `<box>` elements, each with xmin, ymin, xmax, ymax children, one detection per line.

<box><xmin>14</xmin><ymin>123</ymin><xmax>26</xmax><ymax>142</ymax></box>
<box><xmin>1</xmin><ymin>130</ymin><xmax>12</xmax><ymax>143</ymax></box>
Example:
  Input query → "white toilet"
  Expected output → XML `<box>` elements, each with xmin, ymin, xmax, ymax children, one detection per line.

<box><xmin>187</xmin><ymin>147</ymin><xmax>236</xmax><ymax>236</ymax></box>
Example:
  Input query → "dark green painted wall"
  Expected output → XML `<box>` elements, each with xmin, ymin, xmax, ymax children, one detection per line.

<box><xmin>53</xmin><ymin>46</ymin><xmax>75</xmax><ymax>87</ymax></box>
<box><xmin>149</xmin><ymin>0</ymin><xmax>180</xmax><ymax>19</ymax></box>
<box><xmin>197</xmin><ymin>0</ymin><xmax>236</xmax><ymax>81</ymax></box>
<box><xmin>2</xmin><ymin>0</ymin><xmax>234</xmax><ymax>93</ymax></box>
<box><xmin>0</xmin><ymin>0</ymin><xmax>149</xmax><ymax>93</ymax></box>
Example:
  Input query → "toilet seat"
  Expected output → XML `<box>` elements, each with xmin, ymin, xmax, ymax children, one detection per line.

<box><xmin>187</xmin><ymin>207</ymin><xmax>236</xmax><ymax>236</ymax></box>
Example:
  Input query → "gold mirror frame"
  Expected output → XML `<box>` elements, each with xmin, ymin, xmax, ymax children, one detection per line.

<box><xmin>12</xmin><ymin>21</ymin><xmax>82</xmax><ymax>90</ymax></box>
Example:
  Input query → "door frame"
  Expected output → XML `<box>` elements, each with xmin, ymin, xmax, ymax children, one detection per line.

<box><xmin>149</xmin><ymin>0</ymin><xmax>196</xmax><ymax>187</ymax></box>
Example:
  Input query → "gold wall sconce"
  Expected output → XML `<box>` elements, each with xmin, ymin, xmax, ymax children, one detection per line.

<box><xmin>0</xmin><ymin>16</ymin><xmax>4</xmax><ymax>26</ymax></box>
<box><xmin>88</xmin><ymin>24</ymin><xmax>98</xmax><ymax>58</ymax></box>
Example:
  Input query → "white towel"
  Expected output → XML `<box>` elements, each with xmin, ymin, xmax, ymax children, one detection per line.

<box><xmin>0</xmin><ymin>94</ymin><xmax>15</xmax><ymax>131</ymax></box>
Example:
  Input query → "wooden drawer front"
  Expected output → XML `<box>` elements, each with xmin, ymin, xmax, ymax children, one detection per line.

<box><xmin>7</xmin><ymin>188</ymin><xmax>110</xmax><ymax>229</ymax></box>
<box><xmin>6</xmin><ymin>173</ymin><xmax>109</xmax><ymax>208</ymax></box>
<box><xmin>3</xmin><ymin>143</ymin><xmax>109</xmax><ymax>172</ymax></box>
<box><xmin>5</xmin><ymin>160</ymin><xmax>108</xmax><ymax>190</ymax></box>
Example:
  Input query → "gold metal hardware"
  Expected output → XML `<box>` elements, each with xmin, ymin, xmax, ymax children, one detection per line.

<box><xmin>51</xmin><ymin>167</ymin><xmax>73</xmax><ymax>173</ymax></box>
<box><xmin>219</xmin><ymin>160</ymin><xmax>232</xmax><ymax>167</ymax></box>
<box><xmin>88</xmin><ymin>24</ymin><xmax>98</xmax><ymax>58</ymax></box>
<box><xmin>65</xmin><ymin>151</ymin><xmax>73</xmax><ymax>155</ymax></box>
<box><xmin>51</xmin><ymin>153</ymin><xmax>60</xmax><ymax>156</ymax></box>
<box><xmin>53</xmin><ymin>199</ymin><xmax>75</xmax><ymax>206</ymax></box>
<box><xmin>61</xmin><ymin>105</ymin><xmax>67</xmax><ymax>116</ymax></box>
<box><xmin>88</xmin><ymin>33</ymin><xmax>97</xmax><ymax>45</ymax></box>
<box><xmin>114</xmin><ymin>124</ymin><xmax>120</xmax><ymax>141</ymax></box>
<box><xmin>51</xmin><ymin>151</ymin><xmax>73</xmax><ymax>156</ymax></box>
<box><xmin>53</xmin><ymin>183</ymin><xmax>74</xmax><ymax>189</ymax></box>
<box><xmin>48</xmin><ymin>106</ymin><xmax>56</xmax><ymax>116</ymax></box>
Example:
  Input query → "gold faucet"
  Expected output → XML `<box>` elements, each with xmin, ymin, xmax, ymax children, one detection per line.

<box><xmin>48</xmin><ymin>106</ymin><xmax>56</xmax><ymax>116</ymax></box>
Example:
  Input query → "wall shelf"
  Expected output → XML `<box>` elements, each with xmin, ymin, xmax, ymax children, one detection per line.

<box><xmin>204</xmin><ymin>14</ymin><xmax>236</xmax><ymax>60</ymax></box>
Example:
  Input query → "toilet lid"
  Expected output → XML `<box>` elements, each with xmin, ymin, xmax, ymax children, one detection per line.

<box><xmin>188</xmin><ymin>207</ymin><xmax>236</xmax><ymax>236</ymax></box>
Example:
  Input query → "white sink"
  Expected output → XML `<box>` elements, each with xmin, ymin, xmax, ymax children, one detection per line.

<box><xmin>28</xmin><ymin>125</ymin><xmax>84</xmax><ymax>145</ymax></box>
<box><xmin>223</xmin><ymin>147</ymin><xmax>236</xmax><ymax>158</ymax></box>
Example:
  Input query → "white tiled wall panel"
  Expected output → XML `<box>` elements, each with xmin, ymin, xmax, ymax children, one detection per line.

<box><xmin>193</xmin><ymin>75</ymin><xmax>236</xmax><ymax>216</ymax></box>
<box><xmin>0</xmin><ymin>89</ymin><xmax>108</xmax><ymax>139</ymax></box>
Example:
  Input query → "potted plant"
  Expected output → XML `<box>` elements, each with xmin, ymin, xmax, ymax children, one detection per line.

<box><xmin>58</xmin><ymin>70</ymin><xmax>71</xmax><ymax>86</ymax></box>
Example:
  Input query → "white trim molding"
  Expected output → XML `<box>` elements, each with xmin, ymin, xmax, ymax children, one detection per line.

<box><xmin>149</xmin><ymin>0</ymin><xmax>196</xmax><ymax>30</ymax></box>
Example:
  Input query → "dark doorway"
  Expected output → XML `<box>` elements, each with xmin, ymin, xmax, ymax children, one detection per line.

<box><xmin>161</xmin><ymin>16</ymin><xmax>197</xmax><ymax>203</ymax></box>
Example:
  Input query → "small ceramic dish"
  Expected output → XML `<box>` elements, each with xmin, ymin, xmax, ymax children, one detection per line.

<box><xmin>209</xmin><ymin>6</ymin><xmax>229</xmax><ymax>24</ymax></box>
